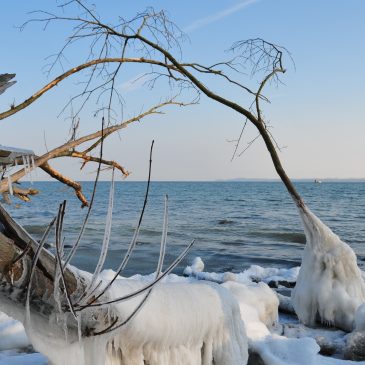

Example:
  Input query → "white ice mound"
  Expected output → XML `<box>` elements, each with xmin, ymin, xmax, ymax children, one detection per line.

<box><xmin>252</xmin><ymin>335</ymin><xmax>320</xmax><ymax>365</ymax></box>
<box><xmin>107</xmin><ymin>279</ymin><xmax>248</xmax><ymax>365</ymax></box>
<box><xmin>28</xmin><ymin>278</ymin><xmax>248</xmax><ymax>365</ymax></box>
<box><xmin>292</xmin><ymin>206</ymin><xmax>365</xmax><ymax>331</ymax></box>
<box><xmin>183</xmin><ymin>256</ymin><xmax>205</xmax><ymax>276</ymax></box>
<box><xmin>222</xmin><ymin>281</ymin><xmax>279</xmax><ymax>340</ymax></box>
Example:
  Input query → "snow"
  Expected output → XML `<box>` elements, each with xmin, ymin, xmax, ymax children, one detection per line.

<box><xmin>99</xmin><ymin>278</ymin><xmax>248</xmax><ymax>365</ymax></box>
<box><xmin>222</xmin><ymin>281</ymin><xmax>278</xmax><ymax>340</ymax></box>
<box><xmin>1</xmin><ymin>259</ymin><xmax>365</xmax><ymax>364</ymax></box>
<box><xmin>252</xmin><ymin>335</ymin><xmax>320</xmax><ymax>365</ymax></box>
<box><xmin>183</xmin><ymin>256</ymin><xmax>300</xmax><ymax>285</ymax></box>
<box><xmin>0</xmin><ymin>312</ymin><xmax>30</xmax><ymax>351</ymax></box>
<box><xmin>292</xmin><ymin>206</ymin><xmax>365</xmax><ymax>331</ymax></box>
<box><xmin>21</xmin><ymin>273</ymin><xmax>248</xmax><ymax>365</ymax></box>
<box><xmin>183</xmin><ymin>256</ymin><xmax>205</xmax><ymax>276</ymax></box>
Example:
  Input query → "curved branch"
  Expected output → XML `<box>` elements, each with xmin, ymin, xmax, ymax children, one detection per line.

<box><xmin>255</xmin><ymin>68</ymin><xmax>285</xmax><ymax>122</ymax></box>
<box><xmin>40</xmin><ymin>162</ymin><xmax>89</xmax><ymax>207</ymax></box>
<box><xmin>0</xmin><ymin>58</ymin><xmax>180</xmax><ymax>121</ymax></box>
<box><xmin>69</xmin><ymin>151</ymin><xmax>129</xmax><ymax>176</ymax></box>
<box><xmin>130</xmin><ymin>33</ymin><xmax>303</xmax><ymax>204</ymax></box>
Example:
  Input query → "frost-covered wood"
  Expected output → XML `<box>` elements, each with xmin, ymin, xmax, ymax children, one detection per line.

<box><xmin>0</xmin><ymin>73</ymin><xmax>16</xmax><ymax>96</ymax></box>
<box><xmin>0</xmin><ymin>203</ymin><xmax>249</xmax><ymax>365</ymax></box>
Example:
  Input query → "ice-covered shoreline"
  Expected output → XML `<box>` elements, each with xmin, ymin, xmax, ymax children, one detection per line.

<box><xmin>1</xmin><ymin>261</ymin><xmax>364</xmax><ymax>365</ymax></box>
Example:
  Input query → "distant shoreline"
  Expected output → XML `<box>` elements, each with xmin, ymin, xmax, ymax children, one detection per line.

<box><xmin>20</xmin><ymin>179</ymin><xmax>365</xmax><ymax>183</ymax></box>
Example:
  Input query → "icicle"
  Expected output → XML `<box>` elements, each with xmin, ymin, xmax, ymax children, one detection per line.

<box><xmin>77</xmin><ymin>312</ymin><xmax>82</xmax><ymax>344</ymax></box>
<box><xmin>81</xmin><ymin>168</ymin><xmax>115</xmax><ymax>303</ymax></box>
<box><xmin>23</xmin><ymin>155</ymin><xmax>29</xmax><ymax>175</ymax></box>
<box><xmin>25</xmin><ymin>155</ymin><xmax>33</xmax><ymax>184</ymax></box>
<box><xmin>157</xmin><ymin>194</ymin><xmax>169</xmax><ymax>275</ymax></box>
<box><xmin>31</xmin><ymin>155</ymin><xmax>37</xmax><ymax>177</ymax></box>
<box><xmin>53</xmin><ymin>259</ymin><xmax>63</xmax><ymax>314</ymax></box>
<box><xmin>7</xmin><ymin>175</ymin><xmax>13</xmax><ymax>196</ymax></box>
<box><xmin>63</xmin><ymin>313</ymin><xmax>69</xmax><ymax>343</ymax></box>
<box><xmin>100</xmin><ymin>195</ymin><xmax>170</xmax><ymax>333</ymax></box>
<box><xmin>22</xmin><ymin>155</ymin><xmax>26</xmax><ymax>171</ymax></box>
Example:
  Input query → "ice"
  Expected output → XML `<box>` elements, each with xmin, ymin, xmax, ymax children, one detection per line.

<box><xmin>252</xmin><ymin>335</ymin><xmax>320</xmax><ymax>365</ymax></box>
<box><xmin>0</xmin><ymin>312</ymin><xmax>30</xmax><ymax>351</ymax></box>
<box><xmin>31</xmin><ymin>155</ymin><xmax>36</xmax><ymax>175</ymax></box>
<box><xmin>26</xmin><ymin>155</ymin><xmax>33</xmax><ymax>184</ymax></box>
<box><xmin>7</xmin><ymin>175</ymin><xmax>13</xmax><ymax>196</ymax></box>
<box><xmin>222</xmin><ymin>281</ymin><xmax>279</xmax><ymax>340</ymax></box>
<box><xmin>184</xmin><ymin>259</ymin><xmax>299</xmax><ymax>285</ymax></box>
<box><xmin>106</xmin><ymin>278</ymin><xmax>248</xmax><ymax>365</ymax></box>
<box><xmin>82</xmin><ymin>169</ymin><xmax>115</xmax><ymax>302</ymax></box>
<box><xmin>183</xmin><ymin>256</ymin><xmax>204</xmax><ymax>276</ymax></box>
<box><xmin>2</xmin><ymin>257</ymin><xmax>365</xmax><ymax>364</ymax></box>
<box><xmin>292</xmin><ymin>206</ymin><xmax>365</xmax><ymax>331</ymax></box>
<box><xmin>22</xmin><ymin>276</ymin><xmax>248</xmax><ymax>365</ymax></box>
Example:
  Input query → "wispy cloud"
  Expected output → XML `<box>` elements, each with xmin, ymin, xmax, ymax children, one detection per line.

<box><xmin>119</xmin><ymin>73</ymin><xmax>150</xmax><ymax>92</ymax></box>
<box><xmin>184</xmin><ymin>0</ymin><xmax>260</xmax><ymax>33</ymax></box>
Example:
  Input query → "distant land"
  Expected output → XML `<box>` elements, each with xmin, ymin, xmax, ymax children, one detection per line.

<box><xmin>23</xmin><ymin>178</ymin><xmax>365</xmax><ymax>183</ymax></box>
<box><xmin>216</xmin><ymin>178</ymin><xmax>365</xmax><ymax>183</ymax></box>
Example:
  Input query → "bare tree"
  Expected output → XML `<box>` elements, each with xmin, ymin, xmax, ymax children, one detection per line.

<box><xmin>0</xmin><ymin>2</ymin><xmax>314</xmax><ymax>361</ymax></box>
<box><xmin>0</xmin><ymin>1</ymin><xmax>303</xmax><ymax>207</ymax></box>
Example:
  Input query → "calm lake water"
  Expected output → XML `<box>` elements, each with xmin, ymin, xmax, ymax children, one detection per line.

<box><xmin>6</xmin><ymin>181</ymin><xmax>365</xmax><ymax>275</ymax></box>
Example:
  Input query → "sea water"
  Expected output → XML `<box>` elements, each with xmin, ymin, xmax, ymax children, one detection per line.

<box><xmin>2</xmin><ymin>181</ymin><xmax>365</xmax><ymax>364</ymax></box>
<box><xmin>6</xmin><ymin>181</ymin><xmax>365</xmax><ymax>276</ymax></box>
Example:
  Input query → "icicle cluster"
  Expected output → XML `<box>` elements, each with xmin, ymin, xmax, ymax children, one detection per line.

<box><xmin>22</xmin><ymin>154</ymin><xmax>36</xmax><ymax>184</ymax></box>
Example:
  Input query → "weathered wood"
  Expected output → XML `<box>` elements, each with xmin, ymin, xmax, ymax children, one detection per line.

<box><xmin>0</xmin><ymin>202</ymin><xmax>116</xmax><ymax>342</ymax></box>
<box><xmin>0</xmin><ymin>203</ymin><xmax>85</xmax><ymax>328</ymax></box>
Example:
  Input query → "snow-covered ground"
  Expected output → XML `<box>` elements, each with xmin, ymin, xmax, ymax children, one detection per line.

<box><xmin>1</xmin><ymin>260</ymin><xmax>365</xmax><ymax>364</ymax></box>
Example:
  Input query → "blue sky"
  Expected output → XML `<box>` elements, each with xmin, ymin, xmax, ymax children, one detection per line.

<box><xmin>1</xmin><ymin>0</ymin><xmax>364</xmax><ymax>181</ymax></box>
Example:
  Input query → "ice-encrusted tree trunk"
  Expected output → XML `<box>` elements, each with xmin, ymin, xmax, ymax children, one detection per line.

<box><xmin>1</xmin><ymin>6</ymin><xmax>304</xmax><ymax>207</ymax></box>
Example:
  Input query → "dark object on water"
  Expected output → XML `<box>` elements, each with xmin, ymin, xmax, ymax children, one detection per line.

<box><xmin>218</xmin><ymin>219</ymin><xmax>235</xmax><ymax>225</ymax></box>
<box><xmin>0</xmin><ymin>74</ymin><xmax>16</xmax><ymax>96</ymax></box>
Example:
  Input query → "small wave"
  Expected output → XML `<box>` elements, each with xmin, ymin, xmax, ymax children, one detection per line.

<box><xmin>247</xmin><ymin>230</ymin><xmax>306</xmax><ymax>244</ymax></box>
<box><xmin>23</xmin><ymin>224</ymin><xmax>49</xmax><ymax>234</ymax></box>
<box><xmin>139</xmin><ymin>228</ymin><xmax>162</xmax><ymax>237</ymax></box>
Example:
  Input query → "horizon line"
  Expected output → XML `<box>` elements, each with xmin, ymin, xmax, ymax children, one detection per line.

<box><xmin>20</xmin><ymin>178</ymin><xmax>365</xmax><ymax>183</ymax></box>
